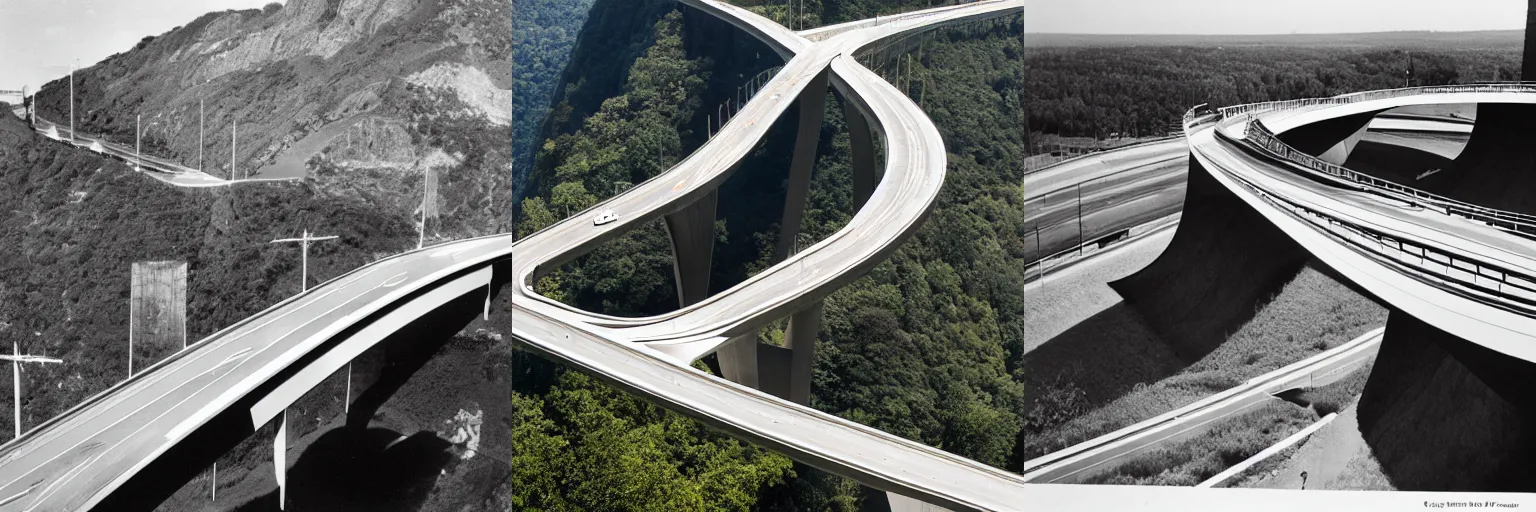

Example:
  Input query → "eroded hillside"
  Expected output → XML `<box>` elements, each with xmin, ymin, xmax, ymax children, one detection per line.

<box><xmin>31</xmin><ymin>0</ymin><xmax>511</xmax><ymax>240</ymax></box>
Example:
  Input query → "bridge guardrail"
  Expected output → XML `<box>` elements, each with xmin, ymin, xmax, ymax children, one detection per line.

<box><xmin>1241</xmin><ymin>118</ymin><xmax>1536</xmax><ymax>235</ymax></box>
<box><xmin>1210</xmin><ymin>127</ymin><xmax>1536</xmax><ymax>316</ymax></box>
<box><xmin>34</xmin><ymin>113</ymin><xmax>198</xmax><ymax>175</ymax></box>
<box><xmin>1213</xmin><ymin>83</ymin><xmax>1536</xmax><ymax>120</ymax></box>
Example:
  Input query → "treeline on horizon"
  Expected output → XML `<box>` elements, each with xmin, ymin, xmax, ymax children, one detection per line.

<box><xmin>1027</xmin><ymin>45</ymin><xmax>1520</xmax><ymax>138</ymax></box>
<box><xmin>514</xmin><ymin>0</ymin><xmax>598</xmax><ymax>201</ymax></box>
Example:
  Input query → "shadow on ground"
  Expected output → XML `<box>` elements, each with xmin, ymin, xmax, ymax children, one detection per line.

<box><xmin>234</xmin><ymin>427</ymin><xmax>456</xmax><ymax>511</ymax></box>
<box><xmin>1021</xmin><ymin>301</ymin><xmax>1184</xmax><ymax>407</ymax></box>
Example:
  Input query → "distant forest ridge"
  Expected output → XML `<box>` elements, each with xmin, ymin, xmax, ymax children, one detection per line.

<box><xmin>1028</xmin><ymin>30</ymin><xmax>1523</xmax><ymax>48</ymax></box>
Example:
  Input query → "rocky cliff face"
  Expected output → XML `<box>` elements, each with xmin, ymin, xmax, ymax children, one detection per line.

<box><xmin>32</xmin><ymin>0</ymin><xmax>511</xmax><ymax>239</ymax></box>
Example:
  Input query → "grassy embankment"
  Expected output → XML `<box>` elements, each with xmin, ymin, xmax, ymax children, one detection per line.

<box><xmin>1024</xmin><ymin>265</ymin><xmax>1386</xmax><ymax>484</ymax></box>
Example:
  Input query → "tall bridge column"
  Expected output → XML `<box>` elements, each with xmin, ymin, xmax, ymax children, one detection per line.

<box><xmin>1111</xmin><ymin>151</ymin><xmax>1310</xmax><ymax>361</ymax></box>
<box><xmin>1441</xmin><ymin>102</ymin><xmax>1536</xmax><ymax>215</ymax></box>
<box><xmin>716</xmin><ymin>334</ymin><xmax>760</xmax><ymax>388</ymax></box>
<box><xmin>1355</xmin><ymin>310</ymin><xmax>1536</xmax><ymax>490</ymax></box>
<box><xmin>753</xmin><ymin>301</ymin><xmax>823</xmax><ymax>405</ymax></box>
<box><xmin>662</xmin><ymin>188</ymin><xmax>766</xmax><ymax>387</ymax></box>
<box><xmin>716</xmin><ymin>69</ymin><xmax>831</xmax><ymax>396</ymax></box>
<box><xmin>783</xmin><ymin>301</ymin><xmax>823</xmax><ymax>405</ymax></box>
<box><xmin>664</xmin><ymin>189</ymin><xmax>720</xmax><ymax>308</ymax></box>
<box><xmin>773</xmin><ymin>68</ymin><xmax>831</xmax><ymax>262</ymax></box>
<box><xmin>842</xmin><ymin>92</ymin><xmax>878</xmax><ymax>211</ymax></box>
<box><xmin>1524</xmin><ymin>0</ymin><xmax>1536</xmax><ymax>78</ymax></box>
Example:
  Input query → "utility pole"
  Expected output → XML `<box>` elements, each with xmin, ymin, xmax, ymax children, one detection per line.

<box><xmin>419</xmin><ymin>168</ymin><xmax>429</xmax><ymax>249</ymax></box>
<box><xmin>69</xmin><ymin>60</ymin><xmax>75</xmax><ymax>142</ymax></box>
<box><xmin>271</xmin><ymin>230</ymin><xmax>339</xmax><ymax>293</ymax></box>
<box><xmin>1076</xmin><ymin>183</ymin><xmax>1085</xmax><ymax>256</ymax></box>
<box><xmin>129</xmin><ymin>296</ymin><xmax>134</xmax><ymax>377</ymax></box>
<box><xmin>199</xmin><ymin>99</ymin><xmax>204</xmax><ymax>171</ymax></box>
<box><xmin>232</xmin><ymin>120</ymin><xmax>237</xmax><ymax>180</ymax></box>
<box><xmin>2</xmin><ymin>341</ymin><xmax>62</xmax><ymax>439</ymax></box>
<box><xmin>276</xmin><ymin>409</ymin><xmax>288</xmax><ymax>510</ymax></box>
<box><xmin>136</xmin><ymin>114</ymin><xmax>142</xmax><ymax>170</ymax></box>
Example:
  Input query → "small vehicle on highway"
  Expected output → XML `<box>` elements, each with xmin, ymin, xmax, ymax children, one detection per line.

<box><xmin>593</xmin><ymin>209</ymin><xmax>619</xmax><ymax>226</ymax></box>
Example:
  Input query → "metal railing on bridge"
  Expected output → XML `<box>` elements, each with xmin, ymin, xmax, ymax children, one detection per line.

<box><xmin>707</xmin><ymin>66</ymin><xmax>784</xmax><ymax>139</ymax></box>
<box><xmin>1212</xmin><ymin>82</ymin><xmax>1536</xmax><ymax>120</ymax></box>
<box><xmin>1240</xmin><ymin>112</ymin><xmax>1536</xmax><ymax>236</ymax></box>
<box><xmin>1232</xmin><ymin>160</ymin><xmax>1536</xmax><ymax>315</ymax></box>
<box><xmin>1202</xmin><ymin>120</ymin><xmax>1536</xmax><ymax>318</ymax></box>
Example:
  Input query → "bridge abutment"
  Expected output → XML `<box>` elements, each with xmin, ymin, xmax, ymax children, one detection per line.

<box><xmin>1357</xmin><ymin>310</ymin><xmax>1536</xmax><ymax>491</ymax></box>
<box><xmin>1111</xmin><ymin>151</ymin><xmax>1310</xmax><ymax>361</ymax></box>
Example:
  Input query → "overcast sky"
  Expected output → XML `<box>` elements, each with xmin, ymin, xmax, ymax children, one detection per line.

<box><xmin>1025</xmin><ymin>0</ymin><xmax>1526</xmax><ymax>35</ymax></box>
<box><xmin>0</xmin><ymin>0</ymin><xmax>281</xmax><ymax>95</ymax></box>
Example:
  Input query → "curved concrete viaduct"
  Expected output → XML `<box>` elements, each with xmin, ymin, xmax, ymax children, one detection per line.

<box><xmin>0</xmin><ymin>1</ymin><xmax>1028</xmax><ymax>511</ymax></box>
<box><xmin>28</xmin><ymin>115</ymin><xmax>297</xmax><ymax>187</ymax></box>
<box><xmin>1025</xmin><ymin>87</ymin><xmax>1536</xmax><ymax>489</ymax></box>
<box><xmin>512</xmin><ymin>1</ymin><xmax>1027</xmax><ymax>509</ymax></box>
<box><xmin>1094</xmin><ymin>86</ymin><xmax>1536</xmax><ymax>490</ymax></box>
<box><xmin>0</xmin><ymin>234</ymin><xmax>511</xmax><ymax>510</ymax></box>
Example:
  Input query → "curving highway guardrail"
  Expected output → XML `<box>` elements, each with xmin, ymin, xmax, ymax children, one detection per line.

<box><xmin>1182</xmin><ymin>86</ymin><xmax>1536</xmax><ymax>318</ymax></box>
<box><xmin>1183</xmin><ymin>89</ymin><xmax>1536</xmax><ymax>367</ymax></box>
<box><xmin>1241</xmin><ymin>117</ymin><xmax>1536</xmax><ymax>234</ymax></box>
<box><xmin>1216</xmin><ymin>126</ymin><xmax>1536</xmax><ymax>316</ymax></box>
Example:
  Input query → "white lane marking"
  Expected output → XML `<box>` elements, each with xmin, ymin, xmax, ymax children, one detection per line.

<box><xmin>208</xmin><ymin>348</ymin><xmax>254</xmax><ymax>377</ymax></box>
<box><xmin>381</xmin><ymin>273</ymin><xmax>410</xmax><ymax>288</ymax></box>
<box><xmin>0</xmin><ymin>487</ymin><xmax>31</xmax><ymax>507</ymax></box>
<box><xmin>24</xmin><ymin>454</ymin><xmax>98</xmax><ymax>511</ymax></box>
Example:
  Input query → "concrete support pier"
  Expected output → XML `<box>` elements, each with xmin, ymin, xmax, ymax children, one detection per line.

<box><xmin>1357</xmin><ymin>310</ymin><xmax>1536</xmax><ymax>491</ymax></box>
<box><xmin>774</xmin><ymin>69</ymin><xmax>831</xmax><ymax>262</ymax></box>
<box><xmin>715</xmin><ymin>69</ymin><xmax>832</xmax><ymax>402</ymax></box>
<box><xmin>1111</xmin><ymin>152</ymin><xmax>1309</xmax><ymax>361</ymax></box>
<box><xmin>844</xmin><ymin>93</ymin><xmax>878</xmax><ymax>211</ymax></box>
<box><xmin>664</xmin><ymin>188</ymin><xmax>720</xmax><ymax>308</ymax></box>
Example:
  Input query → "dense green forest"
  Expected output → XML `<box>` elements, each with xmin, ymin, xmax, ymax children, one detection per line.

<box><xmin>724</xmin><ymin>0</ymin><xmax>978</xmax><ymax>29</ymax></box>
<box><xmin>514</xmin><ymin>0</ymin><xmax>597</xmax><ymax>201</ymax></box>
<box><xmin>1026</xmin><ymin>45</ymin><xmax>1519</xmax><ymax>138</ymax></box>
<box><xmin>511</xmin><ymin>0</ymin><xmax>1024</xmax><ymax>506</ymax></box>
<box><xmin>512</xmin><ymin>5</ymin><xmax>799</xmax><ymax>510</ymax></box>
<box><xmin>805</xmin><ymin>18</ymin><xmax>1028</xmax><ymax>471</ymax></box>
